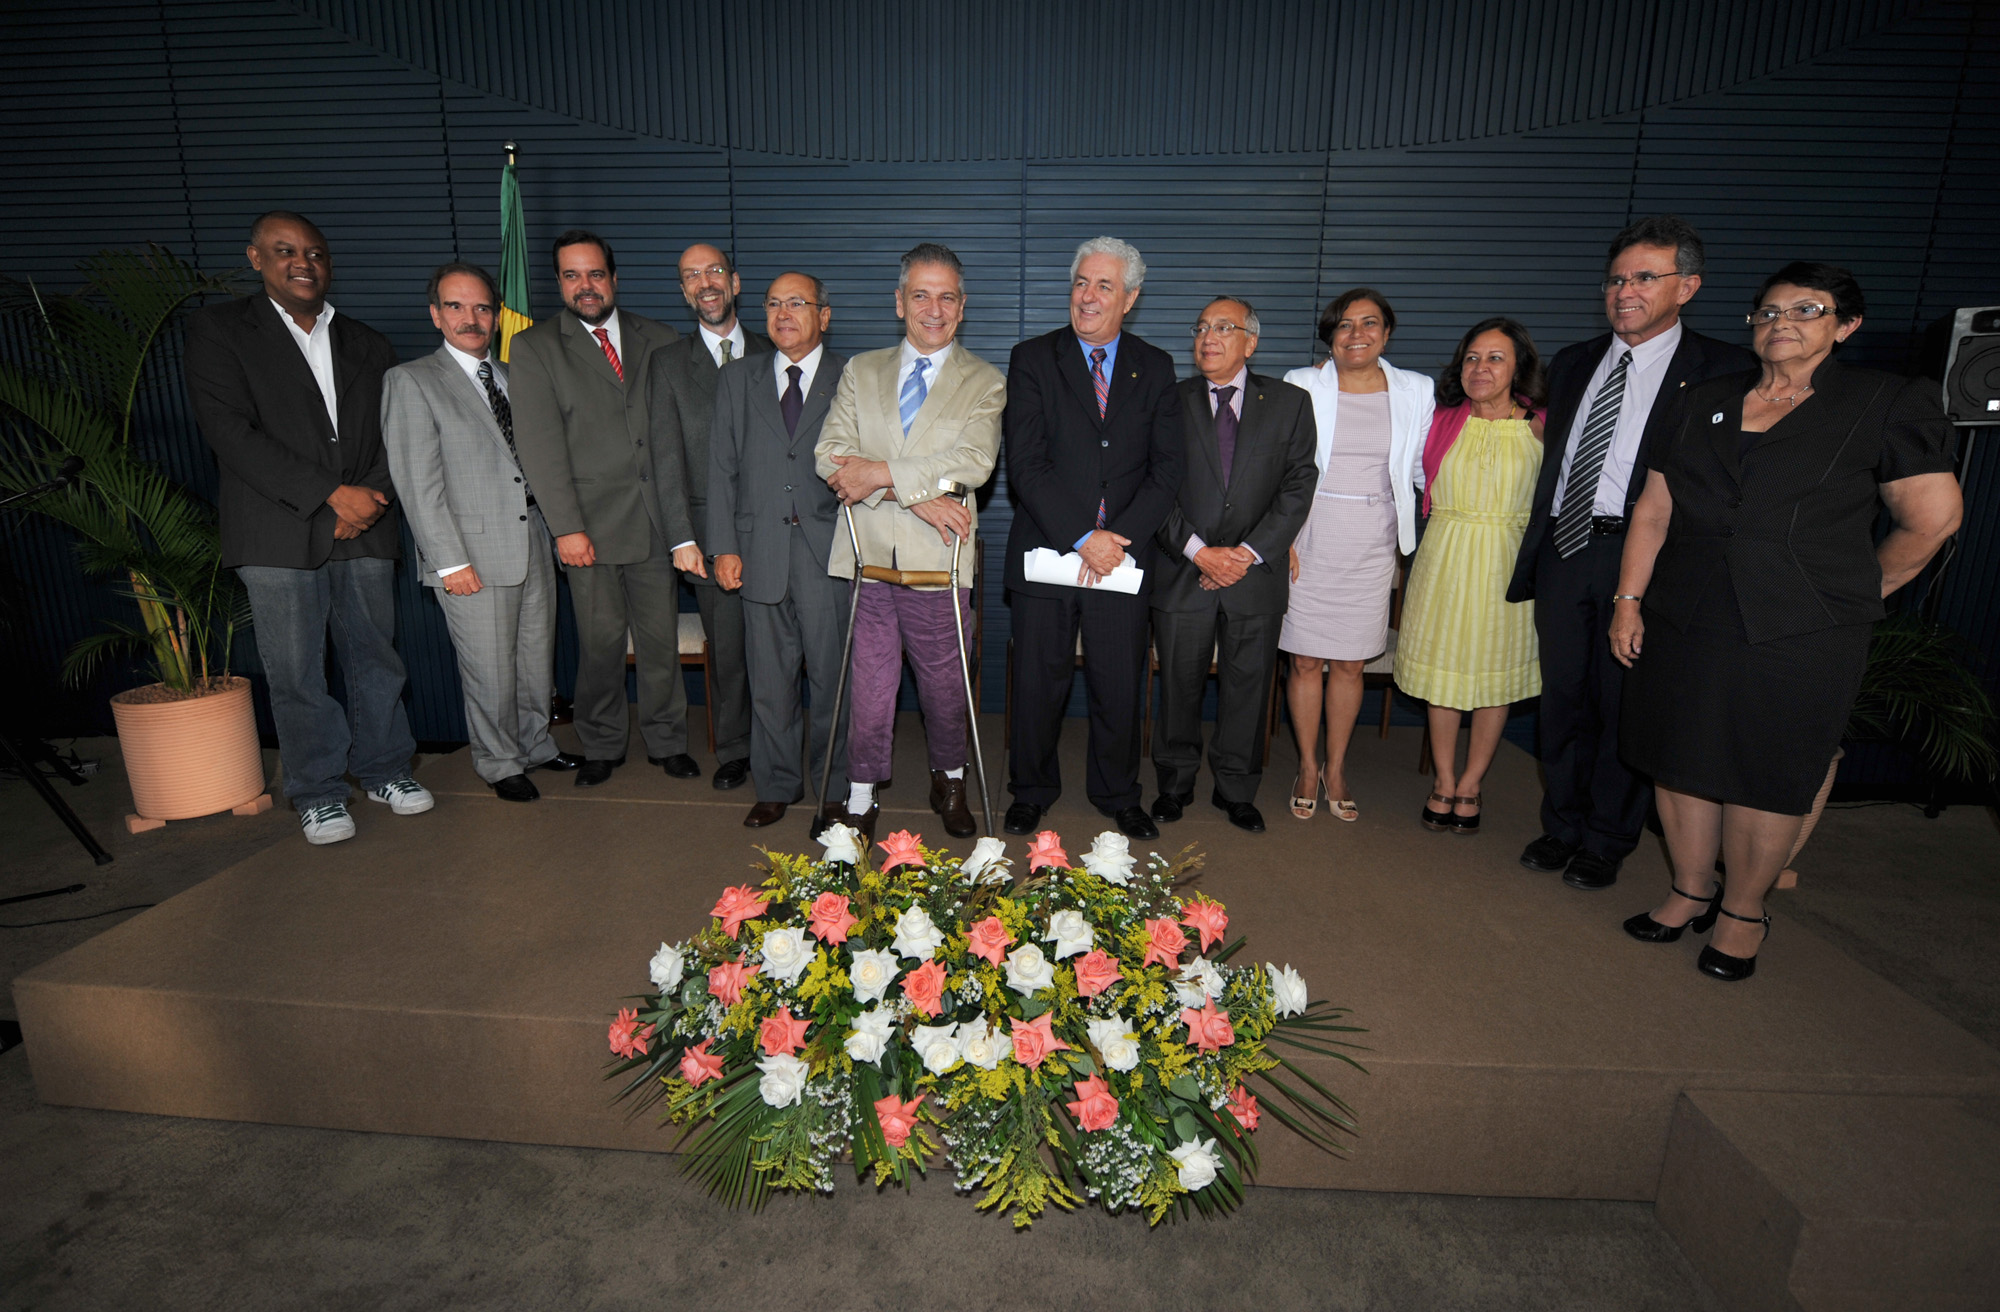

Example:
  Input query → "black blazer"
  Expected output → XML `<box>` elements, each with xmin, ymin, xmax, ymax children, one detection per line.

<box><xmin>1152</xmin><ymin>370</ymin><xmax>1318</xmax><ymax>615</ymax></box>
<box><xmin>1645</xmin><ymin>358</ymin><xmax>1957</xmax><ymax>644</ymax></box>
<box><xmin>647</xmin><ymin>328</ymin><xmax>773</xmax><ymax>581</ymax></box>
<box><xmin>183</xmin><ymin>295</ymin><xmax>402</xmax><ymax>570</ymax></box>
<box><xmin>1002</xmin><ymin>327</ymin><xmax>1184</xmax><ymax>599</ymax></box>
<box><xmin>1507</xmin><ymin>327</ymin><xmax>1754</xmax><ymax>601</ymax></box>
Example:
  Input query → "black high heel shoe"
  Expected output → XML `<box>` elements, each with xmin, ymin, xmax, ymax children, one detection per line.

<box><xmin>1697</xmin><ymin>907</ymin><xmax>1771</xmax><ymax>982</ymax></box>
<box><xmin>1622</xmin><ymin>883</ymin><xmax>1721</xmax><ymax>943</ymax></box>
<box><xmin>1420</xmin><ymin>791</ymin><xmax>1455</xmax><ymax>832</ymax></box>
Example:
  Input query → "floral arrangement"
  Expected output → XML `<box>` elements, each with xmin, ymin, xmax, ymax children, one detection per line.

<box><xmin>605</xmin><ymin>824</ymin><xmax>1363</xmax><ymax>1226</ymax></box>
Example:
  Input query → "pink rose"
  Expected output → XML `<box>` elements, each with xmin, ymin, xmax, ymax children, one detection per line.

<box><xmin>608</xmin><ymin>1007</ymin><xmax>653</xmax><ymax>1060</ymax></box>
<box><xmin>1009</xmin><ymin>1013</ymin><xmax>1072</xmax><ymax>1069</ymax></box>
<box><xmin>680</xmin><ymin>1038</ymin><xmax>725</xmax><ymax>1087</ymax></box>
<box><xmin>901</xmin><ymin>958</ymin><xmax>949</xmax><ymax>1017</ymax></box>
<box><xmin>710</xmin><ymin>884</ymin><xmax>772</xmax><ymax>939</ymax></box>
<box><xmin>1227</xmin><ymin>1085</ymin><xmax>1260</xmax><ymax>1131</ymax></box>
<box><xmin>807</xmin><ymin>892</ymin><xmax>859</xmax><ymax>944</ymax></box>
<box><xmin>1142</xmin><ymin>917</ymin><xmax>1189</xmax><ymax>969</ymax></box>
<box><xmin>1181</xmin><ymin>999</ymin><xmax>1236</xmax><ymax>1053</ymax></box>
<box><xmin>874</xmin><ymin>1092</ymin><xmax>927</xmax><ymax>1149</ymax></box>
<box><xmin>966</xmin><ymin>915</ymin><xmax>1015</xmax><ymax>967</ymax></box>
<box><xmin>759</xmin><ymin>1006</ymin><xmax>811</xmax><ymax>1057</ymax></box>
<box><xmin>1065</xmin><ymin>1075</ymin><xmax>1120</xmax><ymax>1132</ymax></box>
<box><xmin>1072</xmin><ymin>948</ymin><xmax>1122</xmax><ymax>998</ymax></box>
<box><xmin>876</xmin><ymin>829</ymin><xmax>926</xmax><ymax>872</ymax></box>
<box><xmin>1180</xmin><ymin>899</ymin><xmax>1229</xmax><ymax>953</ymax></box>
<box><xmin>1026</xmin><ymin>830</ymin><xmax>1069</xmax><ymax>872</ymax></box>
<box><xmin>707</xmin><ymin>958</ymin><xmax>760</xmax><ymax>1007</ymax></box>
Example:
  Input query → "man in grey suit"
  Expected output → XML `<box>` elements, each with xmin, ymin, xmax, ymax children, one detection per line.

<box><xmin>510</xmin><ymin>229</ymin><xmax>690</xmax><ymax>788</ymax></box>
<box><xmin>709</xmin><ymin>272</ymin><xmax>850</xmax><ymax>833</ymax></box>
<box><xmin>645</xmin><ymin>243</ymin><xmax>772</xmax><ymax>790</ymax></box>
<box><xmin>382</xmin><ymin>263</ymin><xmax>580</xmax><ymax>802</ymax></box>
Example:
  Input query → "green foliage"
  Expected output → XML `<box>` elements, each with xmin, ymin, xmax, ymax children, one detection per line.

<box><xmin>1847</xmin><ymin>613</ymin><xmax>1998</xmax><ymax>784</ymax></box>
<box><xmin>0</xmin><ymin>246</ymin><xmax>243</xmax><ymax>692</ymax></box>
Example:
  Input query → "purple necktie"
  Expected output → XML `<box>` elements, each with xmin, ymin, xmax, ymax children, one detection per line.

<box><xmin>1213</xmin><ymin>384</ymin><xmax>1238</xmax><ymax>485</ymax></box>
<box><xmin>781</xmin><ymin>364</ymin><xmax>803</xmax><ymax>437</ymax></box>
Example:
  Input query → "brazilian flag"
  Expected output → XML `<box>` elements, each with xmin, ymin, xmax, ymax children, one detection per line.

<box><xmin>498</xmin><ymin>149</ymin><xmax>532</xmax><ymax>362</ymax></box>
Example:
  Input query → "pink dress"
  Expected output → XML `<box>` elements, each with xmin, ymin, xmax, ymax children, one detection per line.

<box><xmin>1279</xmin><ymin>390</ymin><xmax>1399</xmax><ymax>661</ymax></box>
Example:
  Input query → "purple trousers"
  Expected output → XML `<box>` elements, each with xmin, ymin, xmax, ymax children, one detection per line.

<box><xmin>847</xmin><ymin>582</ymin><xmax>972</xmax><ymax>784</ymax></box>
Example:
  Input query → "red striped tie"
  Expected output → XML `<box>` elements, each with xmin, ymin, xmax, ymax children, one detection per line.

<box><xmin>593</xmin><ymin>327</ymin><xmax>624</xmax><ymax>382</ymax></box>
<box><xmin>1090</xmin><ymin>347</ymin><xmax>1110</xmax><ymax>528</ymax></box>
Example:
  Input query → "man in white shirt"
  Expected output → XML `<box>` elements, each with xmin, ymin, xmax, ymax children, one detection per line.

<box><xmin>381</xmin><ymin>263</ymin><xmax>580</xmax><ymax>802</ymax></box>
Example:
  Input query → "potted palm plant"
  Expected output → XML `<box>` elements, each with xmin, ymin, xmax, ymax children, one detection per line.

<box><xmin>0</xmin><ymin>246</ymin><xmax>269</xmax><ymax>830</ymax></box>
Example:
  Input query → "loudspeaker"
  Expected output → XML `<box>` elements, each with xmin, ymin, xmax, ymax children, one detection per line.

<box><xmin>1942</xmin><ymin>306</ymin><xmax>2000</xmax><ymax>425</ymax></box>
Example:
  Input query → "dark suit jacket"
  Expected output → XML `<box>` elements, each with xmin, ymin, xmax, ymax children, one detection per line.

<box><xmin>706</xmin><ymin>348</ymin><xmax>848</xmax><ymax>606</ymax></box>
<box><xmin>648</xmin><ymin>328</ymin><xmax>773</xmax><ymax>583</ymax></box>
<box><xmin>182</xmin><ymin>295</ymin><xmax>401</xmax><ymax>569</ymax></box>
<box><xmin>1507</xmin><ymin>326</ymin><xmax>1755</xmax><ymax>601</ymax></box>
<box><xmin>1002</xmin><ymin>327</ymin><xmax>1184</xmax><ymax>599</ymax></box>
<box><xmin>1645</xmin><ymin>358</ymin><xmax>1957</xmax><ymax>644</ymax></box>
<box><xmin>508</xmin><ymin>308</ymin><xmax>680</xmax><ymax>566</ymax></box>
<box><xmin>1152</xmin><ymin>370</ymin><xmax>1318</xmax><ymax>615</ymax></box>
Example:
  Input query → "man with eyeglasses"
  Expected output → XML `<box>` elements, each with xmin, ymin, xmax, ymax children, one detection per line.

<box><xmin>645</xmin><ymin>244</ymin><xmax>772</xmax><ymax>789</ymax></box>
<box><xmin>1148</xmin><ymin>298</ymin><xmax>1317</xmax><ymax>833</ymax></box>
<box><xmin>1507</xmin><ymin>215</ymin><xmax>1755</xmax><ymax>890</ymax></box>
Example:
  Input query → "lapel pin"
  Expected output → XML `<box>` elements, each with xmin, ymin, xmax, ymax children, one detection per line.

<box><xmin>1711</xmin><ymin>412</ymin><xmax>1724</xmax><ymax>424</ymax></box>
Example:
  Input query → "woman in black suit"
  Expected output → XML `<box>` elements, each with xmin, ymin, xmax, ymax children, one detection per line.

<box><xmin>1609</xmin><ymin>263</ymin><xmax>1961</xmax><ymax>982</ymax></box>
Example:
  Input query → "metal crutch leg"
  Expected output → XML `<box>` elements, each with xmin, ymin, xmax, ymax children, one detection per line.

<box><xmin>946</xmin><ymin>520</ymin><xmax>993</xmax><ymax>837</ymax></box>
<box><xmin>814</xmin><ymin>505</ymin><xmax>867</xmax><ymax>824</ymax></box>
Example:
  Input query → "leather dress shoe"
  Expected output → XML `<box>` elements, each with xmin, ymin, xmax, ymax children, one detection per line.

<box><xmin>1103</xmin><ymin>805</ymin><xmax>1159</xmax><ymax>841</ymax></box>
<box><xmin>491</xmin><ymin>773</ymin><xmax>539</xmax><ymax>802</ymax></box>
<box><xmin>1150</xmin><ymin>792</ymin><xmax>1191</xmax><ymax>824</ymax></box>
<box><xmin>1212</xmin><ymin>792</ymin><xmax>1265</xmax><ymax>833</ymax></box>
<box><xmin>713</xmin><ymin>758</ymin><xmax>751</xmax><ymax>791</ymax></box>
<box><xmin>848</xmin><ymin>805</ymin><xmax>880</xmax><ymax>845</ymax></box>
<box><xmin>1003</xmin><ymin>801</ymin><xmax>1044</xmax><ymax>835</ymax></box>
<box><xmin>575</xmin><ymin>756</ymin><xmax>624</xmax><ymax>787</ymax></box>
<box><xmin>531</xmin><ymin>752</ymin><xmax>582</xmax><ymax>773</ymax></box>
<box><xmin>648</xmin><ymin>753</ymin><xmax>701</xmax><ymax>779</ymax></box>
<box><xmin>930</xmin><ymin>770</ymin><xmax>977</xmax><ymax>838</ymax></box>
<box><xmin>1563</xmin><ymin>850</ymin><xmax>1621</xmax><ymax>890</ymax></box>
<box><xmin>1696</xmin><ymin>908</ymin><xmax>1771</xmax><ymax>982</ymax></box>
<box><xmin>743</xmin><ymin>799</ymin><xmax>788</xmax><ymax>828</ymax></box>
<box><xmin>1519</xmin><ymin>832</ymin><xmax>1576</xmax><ymax>873</ymax></box>
<box><xmin>808</xmin><ymin>800</ymin><xmax>849</xmax><ymax>841</ymax></box>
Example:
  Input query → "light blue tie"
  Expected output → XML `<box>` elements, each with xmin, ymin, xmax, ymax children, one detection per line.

<box><xmin>899</xmin><ymin>355</ymin><xmax>930</xmax><ymax>434</ymax></box>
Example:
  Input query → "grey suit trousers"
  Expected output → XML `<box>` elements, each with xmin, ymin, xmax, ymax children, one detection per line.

<box><xmin>1151</xmin><ymin>605</ymin><xmax>1281</xmax><ymax>803</ymax></box>
<box><xmin>567</xmin><ymin>522</ymin><xmax>689</xmax><ymax>760</ymax></box>
<box><xmin>437</xmin><ymin>507</ymin><xmax>560</xmax><ymax>783</ymax></box>
<box><xmin>743</xmin><ymin>527</ymin><xmax>849</xmax><ymax>804</ymax></box>
<box><xmin>692</xmin><ymin>581</ymin><xmax>751</xmax><ymax>762</ymax></box>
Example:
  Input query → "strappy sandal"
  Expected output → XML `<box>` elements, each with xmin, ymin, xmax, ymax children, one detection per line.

<box><xmin>1289</xmin><ymin>770</ymin><xmax>1319</xmax><ymax>821</ymax></box>
<box><xmin>1449</xmin><ymin>793</ymin><xmax>1482</xmax><ymax>835</ymax></box>
<box><xmin>1323</xmin><ymin>768</ymin><xmax>1357</xmax><ymax>822</ymax></box>
<box><xmin>1420</xmin><ymin>790</ymin><xmax>1455</xmax><ymax>831</ymax></box>
<box><xmin>1623</xmin><ymin>882</ymin><xmax>1722</xmax><ymax>943</ymax></box>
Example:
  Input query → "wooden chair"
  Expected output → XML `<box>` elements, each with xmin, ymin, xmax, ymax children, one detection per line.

<box><xmin>625</xmin><ymin>614</ymin><xmax>716</xmax><ymax>754</ymax></box>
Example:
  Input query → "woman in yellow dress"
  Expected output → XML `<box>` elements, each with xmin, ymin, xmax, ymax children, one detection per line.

<box><xmin>1396</xmin><ymin>317</ymin><xmax>1547</xmax><ymax>834</ymax></box>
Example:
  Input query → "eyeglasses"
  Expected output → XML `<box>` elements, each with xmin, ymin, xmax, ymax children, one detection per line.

<box><xmin>1190</xmin><ymin>322</ymin><xmax>1252</xmax><ymax>338</ymax></box>
<box><xmin>1600</xmin><ymin>271</ymin><xmax>1685</xmax><ymax>292</ymax></box>
<box><xmin>1745</xmin><ymin>303</ymin><xmax>1832</xmax><ymax>325</ymax></box>
<box><xmin>679</xmin><ymin>264</ymin><xmax>730</xmax><ymax>285</ymax></box>
<box><xmin>764</xmin><ymin>297</ymin><xmax>822</xmax><ymax>313</ymax></box>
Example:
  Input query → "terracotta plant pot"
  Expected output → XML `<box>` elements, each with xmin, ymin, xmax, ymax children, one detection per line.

<box><xmin>110</xmin><ymin>676</ymin><xmax>266</xmax><ymax>821</ymax></box>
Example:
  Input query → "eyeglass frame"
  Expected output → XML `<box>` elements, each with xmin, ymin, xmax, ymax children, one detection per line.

<box><xmin>1599</xmin><ymin>271</ymin><xmax>1686</xmax><ymax>293</ymax></box>
<box><xmin>763</xmin><ymin>296</ymin><xmax>824</xmax><ymax>313</ymax></box>
<box><xmin>1745</xmin><ymin>303</ymin><xmax>1834</xmax><ymax>326</ymax></box>
<box><xmin>1189</xmin><ymin>321</ymin><xmax>1255</xmax><ymax>339</ymax></box>
<box><xmin>679</xmin><ymin>263</ymin><xmax>732</xmax><ymax>285</ymax></box>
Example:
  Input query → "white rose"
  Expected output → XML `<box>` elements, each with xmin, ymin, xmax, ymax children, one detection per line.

<box><xmin>1003</xmin><ymin>943</ymin><xmax>1057</xmax><ymax>998</ymax></box>
<box><xmin>647</xmin><ymin>942</ymin><xmax>684</xmax><ymax>993</ymax></box>
<box><xmin>1044</xmin><ymin>909</ymin><xmax>1094</xmax><ymax>960</ymax></box>
<box><xmin>1086</xmin><ymin>1015</ymin><xmax>1140</xmax><ymax>1073</ymax></box>
<box><xmin>959</xmin><ymin>836</ymin><xmax>1011</xmax><ymax>884</ymax></box>
<box><xmin>1170</xmin><ymin>1137</ymin><xmax>1220</xmax><ymax>1190</ymax></box>
<box><xmin>914</xmin><ymin>1022</ymin><xmax>961</xmax><ymax>1075</ymax></box>
<box><xmin>1173</xmin><ymin>958</ymin><xmax>1225</xmax><ymax>1008</ymax></box>
<box><xmin>847</xmin><ymin>947</ymin><xmax>901</xmax><ymax>1005</ymax></box>
<box><xmin>958</xmin><ymin>1018</ymin><xmax>1009</xmax><ymax>1070</ymax></box>
<box><xmin>757</xmin><ymin>1053</ymin><xmax>809</xmax><ymax>1108</ymax></box>
<box><xmin>760</xmin><ymin>926</ymin><xmax>814</xmax><ymax>986</ymax></box>
<box><xmin>1266</xmin><ymin>962</ymin><xmax>1309</xmax><ymax>1017</ymax></box>
<box><xmin>845</xmin><ymin>1006</ymin><xmax>896</xmax><ymax>1065</ymax></box>
<box><xmin>817</xmin><ymin>821</ymin><xmax>863</xmax><ymax>865</ymax></box>
<box><xmin>1081</xmin><ymin>831</ymin><xmax>1137</xmax><ymax>885</ymax></box>
<box><xmin>891</xmin><ymin>906</ymin><xmax>944</xmax><ymax>962</ymax></box>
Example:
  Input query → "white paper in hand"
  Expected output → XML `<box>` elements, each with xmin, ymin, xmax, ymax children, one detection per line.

<box><xmin>1023</xmin><ymin>547</ymin><xmax>1144</xmax><ymax>594</ymax></box>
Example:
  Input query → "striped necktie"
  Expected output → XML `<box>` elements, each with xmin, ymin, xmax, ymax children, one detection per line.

<box><xmin>1553</xmin><ymin>349</ymin><xmax>1632</xmax><ymax>558</ymax></box>
<box><xmin>1090</xmin><ymin>346</ymin><xmax>1109</xmax><ymax>419</ymax></box>
<box><xmin>593</xmin><ymin>326</ymin><xmax>623</xmax><ymax>382</ymax></box>
<box><xmin>899</xmin><ymin>355</ymin><xmax>930</xmax><ymax>434</ymax></box>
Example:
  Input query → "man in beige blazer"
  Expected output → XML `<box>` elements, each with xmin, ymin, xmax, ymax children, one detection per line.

<box><xmin>816</xmin><ymin>243</ymin><xmax>1004</xmax><ymax>840</ymax></box>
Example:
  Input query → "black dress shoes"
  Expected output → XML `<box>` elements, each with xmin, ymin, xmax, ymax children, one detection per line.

<box><xmin>491</xmin><ymin>773</ymin><xmax>539</xmax><ymax>802</ymax></box>
<box><xmin>532</xmin><ymin>752</ymin><xmax>582</xmax><ymax>773</ymax></box>
<box><xmin>848</xmin><ymin>805</ymin><xmax>880</xmax><ymax>845</ymax></box>
<box><xmin>1150</xmin><ymin>792</ymin><xmax>1191</xmax><ymax>824</ymax></box>
<box><xmin>713</xmin><ymin>758</ymin><xmax>751</xmax><ymax>791</ymax></box>
<box><xmin>809</xmin><ymin>800</ymin><xmax>849</xmax><ymax>841</ymax></box>
<box><xmin>1212</xmin><ymin>793</ymin><xmax>1265</xmax><ymax>833</ymax></box>
<box><xmin>1003</xmin><ymin>801</ymin><xmax>1045</xmax><ymax>835</ymax></box>
<box><xmin>1562</xmin><ymin>850</ymin><xmax>1621</xmax><ymax>890</ymax></box>
<box><xmin>649</xmin><ymin>753</ymin><xmax>701</xmax><ymax>779</ymax></box>
<box><xmin>930</xmin><ymin>771</ymin><xmax>977</xmax><ymax>839</ymax></box>
<box><xmin>575</xmin><ymin>757</ymin><xmax>624</xmax><ymax>787</ymax></box>
<box><xmin>1104</xmin><ymin>806</ymin><xmax>1159</xmax><ymax>841</ymax></box>
<box><xmin>1696</xmin><ymin>908</ymin><xmax>1771</xmax><ymax>981</ymax></box>
<box><xmin>1519</xmin><ymin>833</ymin><xmax>1575</xmax><ymax>872</ymax></box>
<box><xmin>743</xmin><ymin>800</ymin><xmax>788</xmax><ymax>828</ymax></box>
<box><xmin>1622</xmin><ymin>883</ymin><xmax>1721</xmax><ymax>943</ymax></box>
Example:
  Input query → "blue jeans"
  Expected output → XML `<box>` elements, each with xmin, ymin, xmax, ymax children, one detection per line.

<box><xmin>238</xmin><ymin>558</ymin><xmax>415</xmax><ymax>810</ymax></box>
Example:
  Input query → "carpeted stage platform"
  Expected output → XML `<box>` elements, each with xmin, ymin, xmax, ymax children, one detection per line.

<box><xmin>15</xmin><ymin>720</ymin><xmax>2000</xmax><ymax>1204</ymax></box>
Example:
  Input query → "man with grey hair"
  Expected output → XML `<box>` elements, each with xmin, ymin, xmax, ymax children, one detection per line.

<box><xmin>1002</xmin><ymin>236</ymin><xmax>1184</xmax><ymax>840</ymax></box>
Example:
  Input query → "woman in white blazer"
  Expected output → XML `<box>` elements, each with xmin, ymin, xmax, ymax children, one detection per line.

<box><xmin>1278</xmin><ymin>289</ymin><xmax>1434</xmax><ymax>821</ymax></box>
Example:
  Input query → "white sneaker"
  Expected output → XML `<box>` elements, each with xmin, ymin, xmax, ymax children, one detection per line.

<box><xmin>366</xmin><ymin>775</ymin><xmax>435</xmax><ymax>816</ymax></box>
<box><xmin>301</xmin><ymin>801</ymin><xmax>357</xmax><ymax>845</ymax></box>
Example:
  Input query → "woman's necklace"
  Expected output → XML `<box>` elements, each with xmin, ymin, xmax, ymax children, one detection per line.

<box><xmin>1755</xmin><ymin>379</ymin><xmax>1814</xmax><ymax>407</ymax></box>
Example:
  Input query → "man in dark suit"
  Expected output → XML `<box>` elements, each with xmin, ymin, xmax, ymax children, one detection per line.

<box><xmin>709</xmin><ymin>272</ymin><xmax>849</xmax><ymax>832</ymax></box>
<box><xmin>1506</xmin><ymin>215</ymin><xmax>1757</xmax><ymax>889</ymax></box>
<box><xmin>183</xmin><ymin>210</ymin><xmax>430</xmax><ymax>845</ymax></box>
<box><xmin>1003</xmin><ymin>236</ymin><xmax>1185</xmax><ymax>840</ymax></box>
<box><xmin>509</xmin><ymin>230</ymin><xmax>686</xmax><ymax>787</ymax></box>
<box><xmin>646</xmin><ymin>243</ymin><xmax>773</xmax><ymax>789</ymax></box>
<box><xmin>1150</xmin><ymin>297</ymin><xmax>1317</xmax><ymax>833</ymax></box>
